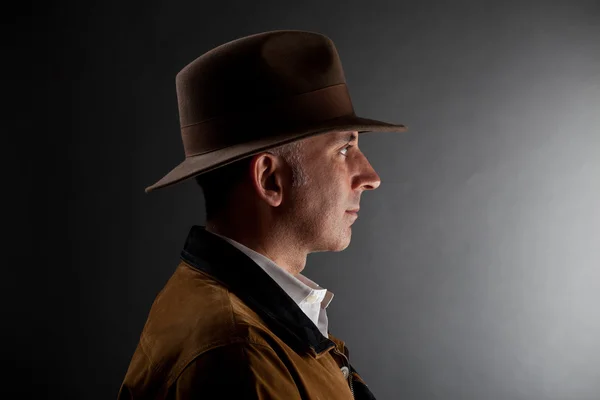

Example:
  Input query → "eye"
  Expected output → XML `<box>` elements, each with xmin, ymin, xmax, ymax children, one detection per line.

<box><xmin>339</xmin><ymin>144</ymin><xmax>353</xmax><ymax>157</ymax></box>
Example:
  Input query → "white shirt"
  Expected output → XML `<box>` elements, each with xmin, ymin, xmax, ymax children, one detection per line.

<box><xmin>207</xmin><ymin>230</ymin><xmax>334</xmax><ymax>338</ymax></box>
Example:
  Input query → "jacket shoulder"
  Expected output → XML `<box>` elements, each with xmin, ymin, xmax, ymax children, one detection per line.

<box><xmin>120</xmin><ymin>261</ymin><xmax>272</xmax><ymax>398</ymax></box>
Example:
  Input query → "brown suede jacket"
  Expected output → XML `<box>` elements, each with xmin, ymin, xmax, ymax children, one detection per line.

<box><xmin>118</xmin><ymin>225</ymin><xmax>376</xmax><ymax>399</ymax></box>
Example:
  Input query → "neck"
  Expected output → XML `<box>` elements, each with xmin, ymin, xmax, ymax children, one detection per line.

<box><xmin>205</xmin><ymin>219</ymin><xmax>307</xmax><ymax>275</ymax></box>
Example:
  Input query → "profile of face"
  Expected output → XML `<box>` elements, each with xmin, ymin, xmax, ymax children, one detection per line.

<box><xmin>278</xmin><ymin>130</ymin><xmax>381</xmax><ymax>254</ymax></box>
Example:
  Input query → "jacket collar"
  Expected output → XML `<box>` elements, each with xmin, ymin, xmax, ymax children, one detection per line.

<box><xmin>180</xmin><ymin>225</ymin><xmax>336</xmax><ymax>358</ymax></box>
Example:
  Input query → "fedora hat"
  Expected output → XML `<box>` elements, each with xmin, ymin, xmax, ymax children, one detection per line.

<box><xmin>145</xmin><ymin>30</ymin><xmax>407</xmax><ymax>193</ymax></box>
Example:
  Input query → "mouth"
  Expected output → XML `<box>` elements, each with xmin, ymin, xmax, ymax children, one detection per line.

<box><xmin>346</xmin><ymin>210</ymin><xmax>359</xmax><ymax>216</ymax></box>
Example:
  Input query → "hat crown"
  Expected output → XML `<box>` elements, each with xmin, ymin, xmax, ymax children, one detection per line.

<box><xmin>175</xmin><ymin>31</ymin><xmax>347</xmax><ymax>127</ymax></box>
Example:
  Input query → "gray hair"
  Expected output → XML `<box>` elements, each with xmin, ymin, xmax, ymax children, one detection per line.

<box><xmin>195</xmin><ymin>137</ymin><xmax>310</xmax><ymax>221</ymax></box>
<box><xmin>268</xmin><ymin>139</ymin><xmax>310</xmax><ymax>189</ymax></box>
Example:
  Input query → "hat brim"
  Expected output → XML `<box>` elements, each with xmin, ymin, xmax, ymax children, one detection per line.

<box><xmin>144</xmin><ymin>114</ymin><xmax>407</xmax><ymax>193</ymax></box>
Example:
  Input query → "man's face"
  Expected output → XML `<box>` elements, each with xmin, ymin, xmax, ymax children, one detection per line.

<box><xmin>284</xmin><ymin>130</ymin><xmax>381</xmax><ymax>253</ymax></box>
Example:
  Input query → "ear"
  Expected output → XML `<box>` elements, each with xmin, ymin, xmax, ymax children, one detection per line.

<box><xmin>249</xmin><ymin>153</ymin><xmax>284</xmax><ymax>208</ymax></box>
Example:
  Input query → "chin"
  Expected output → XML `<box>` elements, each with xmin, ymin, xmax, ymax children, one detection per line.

<box><xmin>332</xmin><ymin>230</ymin><xmax>352</xmax><ymax>252</ymax></box>
<box><xmin>334</xmin><ymin>241</ymin><xmax>351</xmax><ymax>252</ymax></box>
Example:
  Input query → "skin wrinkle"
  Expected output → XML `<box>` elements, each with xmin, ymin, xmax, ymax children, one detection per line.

<box><xmin>205</xmin><ymin>130</ymin><xmax>381</xmax><ymax>276</ymax></box>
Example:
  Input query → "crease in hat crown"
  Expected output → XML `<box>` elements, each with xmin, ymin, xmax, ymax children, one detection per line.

<box><xmin>144</xmin><ymin>30</ymin><xmax>407</xmax><ymax>194</ymax></box>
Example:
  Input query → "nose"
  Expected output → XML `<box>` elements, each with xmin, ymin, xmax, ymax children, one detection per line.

<box><xmin>356</xmin><ymin>153</ymin><xmax>381</xmax><ymax>191</ymax></box>
<box><xmin>363</xmin><ymin>167</ymin><xmax>381</xmax><ymax>190</ymax></box>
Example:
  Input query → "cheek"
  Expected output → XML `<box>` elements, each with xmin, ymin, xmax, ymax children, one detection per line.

<box><xmin>322</xmin><ymin>185</ymin><xmax>347</xmax><ymax>211</ymax></box>
<box><xmin>305</xmin><ymin>164</ymin><xmax>348</xmax><ymax>208</ymax></box>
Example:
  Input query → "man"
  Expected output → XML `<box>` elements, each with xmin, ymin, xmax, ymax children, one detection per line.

<box><xmin>118</xmin><ymin>30</ymin><xmax>407</xmax><ymax>399</ymax></box>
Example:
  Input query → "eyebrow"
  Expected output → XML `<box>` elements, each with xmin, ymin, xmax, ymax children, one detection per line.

<box><xmin>333</xmin><ymin>132</ymin><xmax>358</xmax><ymax>146</ymax></box>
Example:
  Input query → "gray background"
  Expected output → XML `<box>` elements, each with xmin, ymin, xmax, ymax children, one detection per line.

<box><xmin>16</xmin><ymin>0</ymin><xmax>599</xmax><ymax>399</ymax></box>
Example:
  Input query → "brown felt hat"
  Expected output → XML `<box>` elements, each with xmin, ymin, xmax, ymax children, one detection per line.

<box><xmin>145</xmin><ymin>30</ymin><xmax>407</xmax><ymax>194</ymax></box>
